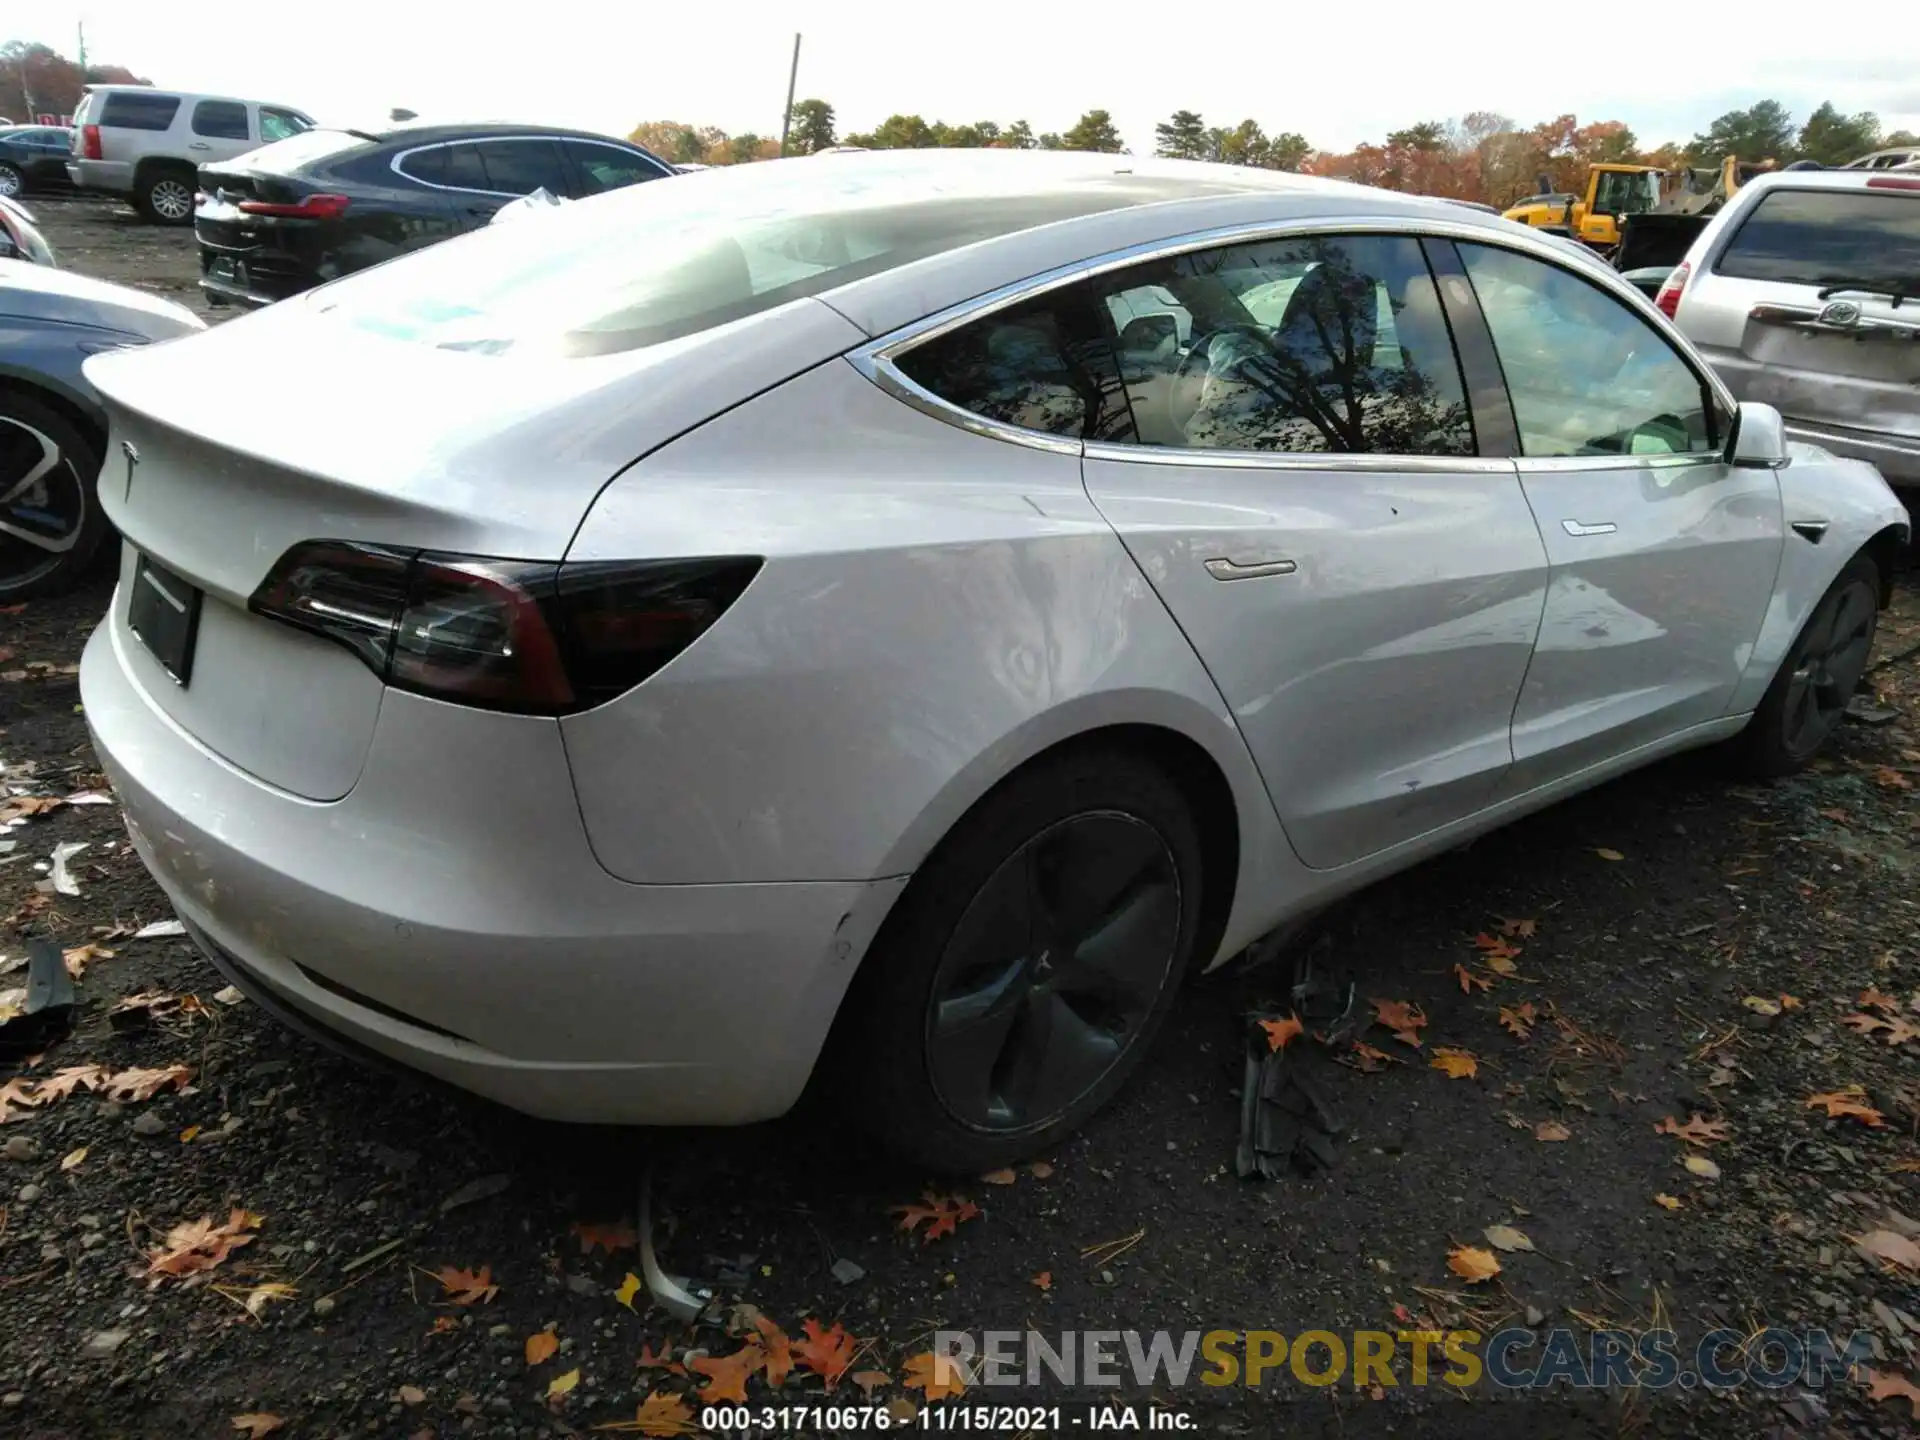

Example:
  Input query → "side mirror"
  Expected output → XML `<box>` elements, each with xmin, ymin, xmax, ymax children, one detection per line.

<box><xmin>1729</xmin><ymin>401</ymin><xmax>1789</xmax><ymax>470</ymax></box>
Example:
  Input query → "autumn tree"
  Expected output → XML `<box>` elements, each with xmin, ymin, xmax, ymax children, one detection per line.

<box><xmin>785</xmin><ymin>98</ymin><xmax>837</xmax><ymax>154</ymax></box>
<box><xmin>1155</xmin><ymin>109</ymin><xmax>1209</xmax><ymax>160</ymax></box>
<box><xmin>628</xmin><ymin>121</ymin><xmax>710</xmax><ymax>164</ymax></box>
<box><xmin>0</xmin><ymin>40</ymin><xmax>149</xmax><ymax>121</ymax></box>
<box><xmin>1688</xmin><ymin>100</ymin><xmax>1796</xmax><ymax>163</ymax></box>
<box><xmin>1055</xmin><ymin>109</ymin><xmax>1124</xmax><ymax>153</ymax></box>
<box><xmin>844</xmin><ymin>113</ymin><xmax>938</xmax><ymax>149</ymax></box>
<box><xmin>999</xmin><ymin>120</ymin><xmax>1038</xmax><ymax>150</ymax></box>
<box><xmin>1796</xmin><ymin>101</ymin><xmax>1880</xmax><ymax>166</ymax></box>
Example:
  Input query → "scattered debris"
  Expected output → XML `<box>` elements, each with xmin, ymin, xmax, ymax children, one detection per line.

<box><xmin>132</xmin><ymin>919</ymin><xmax>187</xmax><ymax>939</ymax></box>
<box><xmin>1236</xmin><ymin>1011</ymin><xmax>1346</xmax><ymax>1179</ymax></box>
<box><xmin>0</xmin><ymin>938</ymin><xmax>74</xmax><ymax>1060</ymax></box>
<box><xmin>48</xmin><ymin>841</ymin><xmax>88</xmax><ymax>896</ymax></box>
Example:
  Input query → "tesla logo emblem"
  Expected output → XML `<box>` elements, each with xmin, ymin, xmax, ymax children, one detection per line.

<box><xmin>121</xmin><ymin>440</ymin><xmax>139</xmax><ymax>501</ymax></box>
<box><xmin>1817</xmin><ymin>299</ymin><xmax>1862</xmax><ymax>327</ymax></box>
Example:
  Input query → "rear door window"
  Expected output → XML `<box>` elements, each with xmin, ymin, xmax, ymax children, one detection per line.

<box><xmin>191</xmin><ymin>100</ymin><xmax>251</xmax><ymax>141</ymax></box>
<box><xmin>560</xmin><ymin>140</ymin><xmax>667</xmax><ymax>196</ymax></box>
<box><xmin>440</xmin><ymin>143</ymin><xmax>490</xmax><ymax>192</ymax></box>
<box><xmin>475</xmin><ymin>139</ymin><xmax>571</xmax><ymax>196</ymax></box>
<box><xmin>894</xmin><ymin>282</ymin><xmax>1135</xmax><ymax>441</ymax></box>
<box><xmin>1715</xmin><ymin>187</ymin><xmax>1920</xmax><ymax>292</ymax></box>
<box><xmin>99</xmin><ymin>92</ymin><xmax>181</xmax><ymax>131</ymax></box>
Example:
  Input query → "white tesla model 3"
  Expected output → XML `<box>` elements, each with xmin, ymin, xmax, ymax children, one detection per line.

<box><xmin>79</xmin><ymin>151</ymin><xmax>1909</xmax><ymax>1169</ymax></box>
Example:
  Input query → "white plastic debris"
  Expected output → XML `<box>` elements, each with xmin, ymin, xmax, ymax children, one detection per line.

<box><xmin>49</xmin><ymin>841</ymin><xmax>88</xmax><ymax>896</ymax></box>
<box><xmin>134</xmin><ymin>919</ymin><xmax>187</xmax><ymax>939</ymax></box>
<box><xmin>63</xmin><ymin>791</ymin><xmax>114</xmax><ymax>806</ymax></box>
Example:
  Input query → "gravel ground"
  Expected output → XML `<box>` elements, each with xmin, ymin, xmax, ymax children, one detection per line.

<box><xmin>3</xmin><ymin>194</ymin><xmax>1920</xmax><ymax>1439</ymax></box>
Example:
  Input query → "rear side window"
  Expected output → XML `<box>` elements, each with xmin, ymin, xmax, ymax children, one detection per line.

<box><xmin>395</xmin><ymin>145</ymin><xmax>446</xmax><ymax>186</ymax></box>
<box><xmin>440</xmin><ymin>144</ymin><xmax>490</xmax><ymax>192</ymax></box>
<box><xmin>99</xmin><ymin>92</ymin><xmax>181</xmax><ymax>131</ymax></box>
<box><xmin>1716</xmin><ymin>187</ymin><xmax>1920</xmax><ymax>290</ymax></box>
<box><xmin>562</xmin><ymin>140</ymin><xmax>665</xmax><ymax>196</ymax></box>
<box><xmin>894</xmin><ymin>283</ymin><xmax>1134</xmax><ymax>441</ymax></box>
<box><xmin>475</xmin><ymin>139</ymin><xmax>571</xmax><ymax>196</ymax></box>
<box><xmin>191</xmin><ymin>100</ymin><xmax>250</xmax><ymax>140</ymax></box>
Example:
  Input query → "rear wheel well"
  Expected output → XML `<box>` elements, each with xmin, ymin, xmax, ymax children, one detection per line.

<box><xmin>0</xmin><ymin>377</ymin><xmax>105</xmax><ymax>463</ymax></box>
<box><xmin>1863</xmin><ymin>523</ymin><xmax>1910</xmax><ymax>607</ymax></box>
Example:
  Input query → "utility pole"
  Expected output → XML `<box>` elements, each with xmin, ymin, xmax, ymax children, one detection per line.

<box><xmin>778</xmin><ymin>33</ymin><xmax>801</xmax><ymax>156</ymax></box>
<box><xmin>77</xmin><ymin>21</ymin><xmax>86</xmax><ymax>73</ymax></box>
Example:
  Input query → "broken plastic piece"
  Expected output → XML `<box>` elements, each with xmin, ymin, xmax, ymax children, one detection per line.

<box><xmin>49</xmin><ymin>841</ymin><xmax>87</xmax><ymax>896</ymax></box>
<box><xmin>639</xmin><ymin>1167</ymin><xmax>715</xmax><ymax>1324</ymax></box>
<box><xmin>0</xmin><ymin>938</ymin><xmax>76</xmax><ymax>1060</ymax></box>
<box><xmin>1236</xmin><ymin>1010</ymin><xmax>1347</xmax><ymax>1181</ymax></box>
<box><xmin>134</xmin><ymin>919</ymin><xmax>187</xmax><ymax>939</ymax></box>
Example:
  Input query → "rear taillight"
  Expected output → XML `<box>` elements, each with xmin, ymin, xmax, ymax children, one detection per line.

<box><xmin>1654</xmin><ymin>261</ymin><xmax>1690</xmax><ymax>319</ymax></box>
<box><xmin>236</xmin><ymin>193</ymin><xmax>350</xmax><ymax>219</ymax></box>
<box><xmin>249</xmin><ymin>542</ymin><xmax>761</xmax><ymax>715</ymax></box>
<box><xmin>1866</xmin><ymin>176</ymin><xmax>1920</xmax><ymax>191</ymax></box>
<box><xmin>81</xmin><ymin>125</ymin><xmax>102</xmax><ymax>160</ymax></box>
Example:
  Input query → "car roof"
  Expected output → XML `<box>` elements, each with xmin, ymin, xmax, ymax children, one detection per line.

<box><xmin>84</xmin><ymin>84</ymin><xmax>308</xmax><ymax>111</ymax></box>
<box><xmin>1732</xmin><ymin>168</ymin><xmax>1920</xmax><ymax>194</ymax></box>
<box><xmin>370</xmin><ymin>121</ymin><xmax>639</xmax><ymax>146</ymax></box>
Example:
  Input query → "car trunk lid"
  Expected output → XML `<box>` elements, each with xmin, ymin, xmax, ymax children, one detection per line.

<box><xmin>87</xmin><ymin>292</ymin><xmax>863</xmax><ymax>799</ymax></box>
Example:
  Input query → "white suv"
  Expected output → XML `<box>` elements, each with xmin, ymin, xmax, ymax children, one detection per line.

<box><xmin>66</xmin><ymin>86</ymin><xmax>314</xmax><ymax>224</ymax></box>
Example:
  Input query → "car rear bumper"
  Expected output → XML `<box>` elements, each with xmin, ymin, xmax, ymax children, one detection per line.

<box><xmin>80</xmin><ymin>608</ymin><xmax>905</xmax><ymax>1126</ymax></box>
<box><xmin>66</xmin><ymin>159</ymin><xmax>132</xmax><ymax>194</ymax></box>
<box><xmin>197</xmin><ymin>275</ymin><xmax>279</xmax><ymax>308</ymax></box>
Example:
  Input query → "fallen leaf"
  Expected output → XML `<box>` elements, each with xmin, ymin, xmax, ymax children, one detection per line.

<box><xmin>1779</xmin><ymin>994</ymin><xmax>1802</xmax><ymax>1010</ymax></box>
<box><xmin>889</xmin><ymin>1192</ymin><xmax>980</xmax><ymax>1242</ymax></box>
<box><xmin>1860</xmin><ymin>987</ymin><xmax>1900</xmax><ymax>1013</ymax></box>
<box><xmin>613</xmin><ymin>1273</ymin><xmax>642</xmax><ymax>1311</ymax></box>
<box><xmin>1870</xmin><ymin>766</ymin><xmax>1912</xmax><ymax>790</ymax></box>
<box><xmin>754</xmin><ymin>1315</ymin><xmax>794</xmax><ymax>1387</ymax></box>
<box><xmin>213</xmin><ymin>985</ymin><xmax>245</xmax><ymax>1006</ymax></box>
<box><xmin>429</xmin><ymin>1316</ymin><xmax>459</xmax><ymax>1335</ymax></box>
<box><xmin>1454</xmin><ymin>964</ymin><xmax>1490</xmax><ymax>994</ymax></box>
<box><xmin>1656</xmin><ymin>1114</ymin><xmax>1730</xmax><ymax>1145</ymax></box>
<box><xmin>570</xmin><ymin>1220</ymin><xmax>637</xmax><ymax>1255</ymax></box>
<box><xmin>1843</xmin><ymin>1011</ymin><xmax>1893</xmax><ymax>1037</ymax></box>
<box><xmin>179</xmin><ymin>1125</ymin><xmax>202</xmax><ymax>1144</ymax></box>
<box><xmin>1027</xmin><ymin>1161</ymin><xmax>1054</xmax><ymax>1179</ymax></box>
<box><xmin>1259</xmin><ymin>1013</ymin><xmax>1304</xmax><ymax>1052</ymax></box>
<box><xmin>61</xmin><ymin>943</ymin><xmax>114</xmax><ymax>980</ymax></box>
<box><xmin>979</xmin><ymin>1167</ymin><xmax>1017</xmax><ymax>1185</ymax></box>
<box><xmin>1447</xmin><ymin>1245</ymin><xmax>1501</xmax><ymax>1283</ymax></box>
<box><xmin>1482</xmin><ymin>952</ymin><xmax>1519</xmax><ymax>977</ymax></box>
<box><xmin>1742</xmin><ymin>995</ymin><xmax>1782</xmax><ymax>1017</ymax></box>
<box><xmin>146</xmin><ymin>1208</ymin><xmax>260</xmax><ymax>1285</ymax></box>
<box><xmin>526</xmin><ymin>1329</ymin><xmax>559</xmax><ymax>1366</ymax></box>
<box><xmin>1882</xmin><ymin>1017</ymin><xmax>1919</xmax><ymax>1046</ymax></box>
<box><xmin>434</xmin><ymin>1265</ymin><xmax>500</xmax><ymax>1305</ymax></box>
<box><xmin>690</xmin><ymin>1341</ymin><xmax>763</xmax><ymax>1402</ymax></box>
<box><xmin>1430</xmin><ymin>1047</ymin><xmax>1479</xmax><ymax>1079</ymax></box>
<box><xmin>1534</xmin><ymin>1121</ymin><xmax>1570</xmax><ymax>1142</ymax></box>
<box><xmin>1864</xmin><ymin>1367</ymin><xmax>1920</xmax><ymax>1419</ymax></box>
<box><xmin>793</xmin><ymin>1318</ymin><xmax>856</xmax><ymax>1389</ymax></box>
<box><xmin>241</xmin><ymin>1282</ymin><xmax>295</xmax><ymax>1318</ymax></box>
<box><xmin>1499</xmin><ymin>1003</ymin><xmax>1538</xmax><ymax>1039</ymax></box>
<box><xmin>1370</xmin><ymin>998</ymin><xmax>1428</xmax><ymax>1049</ymax></box>
<box><xmin>35</xmin><ymin>1066</ymin><xmax>108</xmax><ymax>1103</ymax></box>
<box><xmin>850</xmin><ymin>1370</ymin><xmax>892</xmax><ymax>1396</ymax></box>
<box><xmin>1684</xmin><ymin>1154</ymin><xmax>1722</xmax><ymax>1181</ymax></box>
<box><xmin>231</xmin><ymin>1415</ymin><xmax>285</xmax><ymax>1438</ymax></box>
<box><xmin>0</xmin><ymin>1077</ymin><xmax>45</xmax><ymax>1124</ymax></box>
<box><xmin>1496</xmin><ymin>916</ymin><xmax>1537</xmax><ymax>938</ymax></box>
<box><xmin>1654</xmin><ymin>1193</ymin><xmax>1683</xmax><ymax>1210</ymax></box>
<box><xmin>1852</xmin><ymin>1229</ymin><xmax>1920</xmax><ymax>1272</ymax></box>
<box><xmin>902</xmin><ymin>1350</ymin><xmax>968</xmax><ymax>1401</ymax></box>
<box><xmin>102</xmin><ymin>1064</ymin><xmax>194</xmax><ymax>1102</ymax></box>
<box><xmin>1595</xmin><ymin>848</ymin><xmax>1625</xmax><ymax>861</ymax></box>
<box><xmin>1474</xmin><ymin>932</ymin><xmax>1522</xmax><ymax>962</ymax></box>
<box><xmin>1031</xmin><ymin>1270</ymin><xmax>1052</xmax><ymax>1291</ymax></box>
<box><xmin>1807</xmin><ymin>1087</ymin><xmax>1887</xmax><ymax>1127</ymax></box>
<box><xmin>635</xmin><ymin>1342</ymin><xmax>686</xmax><ymax>1377</ymax></box>
<box><xmin>547</xmin><ymin>1368</ymin><xmax>580</xmax><ymax>1401</ymax></box>
<box><xmin>1484</xmin><ymin>1224</ymin><xmax>1534</xmax><ymax>1253</ymax></box>
<box><xmin>397</xmin><ymin>1385</ymin><xmax>426</xmax><ymax>1406</ymax></box>
<box><xmin>603</xmin><ymin>1391</ymin><xmax>699</xmax><ymax>1435</ymax></box>
<box><xmin>60</xmin><ymin>1146</ymin><xmax>88</xmax><ymax>1171</ymax></box>
<box><xmin>1344</xmin><ymin>1042</ymin><xmax>1401</xmax><ymax>1073</ymax></box>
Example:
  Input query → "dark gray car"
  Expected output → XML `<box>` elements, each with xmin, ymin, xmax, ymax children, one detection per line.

<box><xmin>1</xmin><ymin>261</ymin><xmax>204</xmax><ymax>597</ymax></box>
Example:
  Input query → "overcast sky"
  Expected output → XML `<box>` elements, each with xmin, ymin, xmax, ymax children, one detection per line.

<box><xmin>21</xmin><ymin>1</ymin><xmax>1920</xmax><ymax>153</ymax></box>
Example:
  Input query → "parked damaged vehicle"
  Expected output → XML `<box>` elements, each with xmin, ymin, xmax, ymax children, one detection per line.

<box><xmin>194</xmin><ymin>122</ymin><xmax>673</xmax><ymax>308</ymax></box>
<box><xmin>0</xmin><ymin>194</ymin><xmax>57</xmax><ymax>265</ymax></box>
<box><xmin>78</xmin><ymin>152</ymin><xmax>1909</xmax><ymax>1169</ymax></box>
<box><xmin>1659</xmin><ymin>168</ymin><xmax>1920</xmax><ymax>492</ymax></box>
<box><xmin>1</xmin><ymin>264</ymin><xmax>203</xmax><ymax>598</ymax></box>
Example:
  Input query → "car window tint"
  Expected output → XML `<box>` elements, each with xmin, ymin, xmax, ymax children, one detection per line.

<box><xmin>476</xmin><ymin>139</ymin><xmax>570</xmax><ymax>196</ymax></box>
<box><xmin>563</xmin><ymin>140</ymin><xmax>663</xmax><ymax>196</ymax></box>
<box><xmin>191</xmin><ymin>100</ymin><xmax>249</xmax><ymax>140</ymax></box>
<box><xmin>440</xmin><ymin>143</ymin><xmax>489</xmax><ymax>191</ymax></box>
<box><xmin>99</xmin><ymin>92</ymin><xmax>181</xmax><ymax>131</ymax></box>
<box><xmin>894</xmin><ymin>283</ymin><xmax>1134</xmax><ymax>442</ymax></box>
<box><xmin>1714</xmin><ymin>188</ymin><xmax>1920</xmax><ymax>290</ymax></box>
<box><xmin>1089</xmin><ymin>234</ymin><xmax>1473</xmax><ymax>456</ymax></box>
<box><xmin>1458</xmin><ymin>242</ymin><xmax>1714</xmax><ymax>457</ymax></box>
<box><xmin>396</xmin><ymin>145</ymin><xmax>446</xmax><ymax>187</ymax></box>
<box><xmin>259</xmin><ymin>108</ymin><xmax>310</xmax><ymax>143</ymax></box>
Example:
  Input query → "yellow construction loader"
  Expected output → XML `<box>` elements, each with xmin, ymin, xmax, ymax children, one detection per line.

<box><xmin>1502</xmin><ymin>164</ymin><xmax>1666</xmax><ymax>249</ymax></box>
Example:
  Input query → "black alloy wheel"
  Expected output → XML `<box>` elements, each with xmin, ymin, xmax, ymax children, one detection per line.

<box><xmin>1737</xmin><ymin>554</ymin><xmax>1881</xmax><ymax>777</ymax></box>
<box><xmin>0</xmin><ymin>395</ymin><xmax>107</xmax><ymax>599</ymax></box>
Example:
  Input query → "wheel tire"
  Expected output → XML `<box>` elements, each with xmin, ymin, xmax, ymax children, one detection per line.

<box><xmin>0</xmin><ymin>391</ymin><xmax>108</xmax><ymax>601</ymax></box>
<box><xmin>1734</xmin><ymin>554</ymin><xmax>1880</xmax><ymax>778</ymax></box>
<box><xmin>137</xmin><ymin>168</ymin><xmax>195</xmax><ymax>225</ymax></box>
<box><xmin>0</xmin><ymin>162</ymin><xmax>22</xmax><ymax>199</ymax></box>
<box><xmin>840</xmin><ymin>746</ymin><xmax>1206</xmax><ymax>1173</ymax></box>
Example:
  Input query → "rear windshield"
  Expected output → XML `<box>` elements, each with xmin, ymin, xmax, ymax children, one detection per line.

<box><xmin>310</xmin><ymin>159</ymin><xmax>1199</xmax><ymax>358</ymax></box>
<box><xmin>1716</xmin><ymin>187</ymin><xmax>1920</xmax><ymax>290</ymax></box>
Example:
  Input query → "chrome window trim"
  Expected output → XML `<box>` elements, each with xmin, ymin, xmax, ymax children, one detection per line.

<box><xmin>849</xmin><ymin>211</ymin><xmax>1737</xmax><ymax>470</ymax></box>
<box><xmin>1513</xmin><ymin>451</ymin><xmax>1722</xmax><ymax>475</ymax></box>
<box><xmin>390</xmin><ymin>135</ymin><xmax>571</xmax><ymax>198</ymax></box>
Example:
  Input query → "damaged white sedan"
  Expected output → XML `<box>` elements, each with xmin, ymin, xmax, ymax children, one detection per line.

<box><xmin>79</xmin><ymin>151</ymin><xmax>1909</xmax><ymax>1169</ymax></box>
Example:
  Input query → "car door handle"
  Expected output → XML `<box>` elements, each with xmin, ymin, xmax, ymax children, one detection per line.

<box><xmin>188</xmin><ymin>141</ymin><xmax>211</xmax><ymax>150</ymax></box>
<box><xmin>1560</xmin><ymin>519</ymin><xmax>1617</xmax><ymax>537</ymax></box>
<box><xmin>1204</xmin><ymin>556</ymin><xmax>1298</xmax><ymax>581</ymax></box>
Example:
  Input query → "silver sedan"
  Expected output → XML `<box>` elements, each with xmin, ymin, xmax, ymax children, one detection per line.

<box><xmin>78</xmin><ymin>151</ymin><xmax>1910</xmax><ymax>1169</ymax></box>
